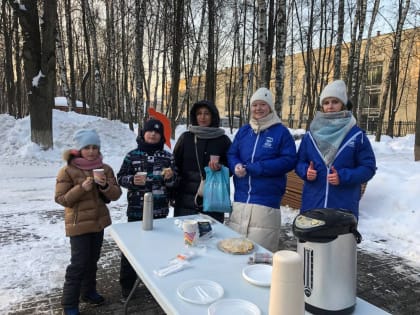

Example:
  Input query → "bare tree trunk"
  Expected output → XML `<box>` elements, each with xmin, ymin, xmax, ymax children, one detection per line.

<box><xmin>257</xmin><ymin>0</ymin><xmax>268</xmax><ymax>87</ymax></box>
<box><xmin>386</xmin><ymin>50</ymin><xmax>399</xmax><ymax>137</ymax></box>
<box><xmin>177</xmin><ymin>3</ymin><xmax>206</xmax><ymax>121</ymax></box>
<box><xmin>237</xmin><ymin>0</ymin><xmax>247</xmax><ymax>126</ymax></box>
<box><xmin>56</xmin><ymin>4</ymin><xmax>70</xmax><ymax>109</ymax></box>
<box><xmin>274</xmin><ymin>0</ymin><xmax>286</xmax><ymax>119</ymax></box>
<box><xmin>346</xmin><ymin>1</ymin><xmax>359</xmax><ymax>92</ymax></box>
<box><xmin>169</xmin><ymin>0</ymin><xmax>184</xmax><ymax>133</ymax></box>
<box><xmin>64</xmin><ymin>0</ymin><xmax>76</xmax><ymax>112</ymax></box>
<box><xmin>85</xmin><ymin>1</ymin><xmax>102</xmax><ymax>116</ymax></box>
<box><xmin>120</xmin><ymin>0</ymin><xmax>132</xmax><ymax>127</ymax></box>
<box><xmin>306</xmin><ymin>1</ymin><xmax>315</xmax><ymax>123</ymax></box>
<box><xmin>2</xmin><ymin>1</ymin><xmax>15</xmax><ymax>116</ymax></box>
<box><xmin>153</xmin><ymin>46</ymin><xmax>161</xmax><ymax>111</ymax></box>
<box><xmin>104</xmin><ymin>0</ymin><xmax>116</xmax><ymax>120</ymax></box>
<box><xmin>265</xmin><ymin>0</ymin><xmax>275</xmax><ymax>87</ymax></box>
<box><xmin>357</xmin><ymin>0</ymin><xmax>380</xmax><ymax>122</ymax></box>
<box><xmin>316</xmin><ymin>0</ymin><xmax>334</xmax><ymax>102</ymax></box>
<box><xmin>415</xmin><ymin>65</ymin><xmax>420</xmax><ymax>161</ymax></box>
<box><xmin>350</xmin><ymin>0</ymin><xmax>367</xmax><ymax>113</ymax></box>
<box><xmin>205</xmin><ymin>0</ymin><xmax>215</xmax><ymax>101</ymax></box>
<box><xmin>375</xmin><ymin>0</ymin><xmax>410</xmax><ymax>142</ymax></box>
<box><xmin>333</xmin><ymin>0</ymin><xmax>344</xmax><ymax>80</ymax></box>
<box><xmin>13</xmin><ymin>11</ymin><xmax>23</xmax><ymax>117</ymax></box>
<box><xmin>135</xmin><ymin>0</ymin><xmax>146</xmax><ymax>128</ymax></box>
<box><xmin>81</xmin><ymin>0</ymin><xmax>91</xmax><ymax>114</ymax></box>
<box><xmin>243</xmin><ymin>1</ymin><xmax>258</xmax><ymax>124</ymax></box>
<box><xmin>229</xmin><ymin>0</ymin><xmax>241</xmax><ymax>130</ymax></box>
<box><xmin>294</xmin><ymin>0</ymin><xmax>315</xmax><ymax>126</ymax></box>
<box><xmin>387</xmin><ymin>30</ymin><xmax>415</xmax><ymax>137</ymax></box>
<box><xmin>9</xmin><ymin>0</ymin><xmax>56</xmax><ymax>149</ymax></box>
<box><xmin>287</xmin><ymin>1</ymin><xmax>295</xmax><ymax>127</ymax></box>
<box><xmin>151</xmin><ymin>0</ymin><xmax>164</xmax><ymax>112</ymax></box>
<box><xmin>145</xmin><ymin>3</ymin><xmax>160</xmax><ymax>108</ymax></box>
<box><xmin>160</xmin><ymin>2</ymin><xmax>169</xmax><ymax>117</ymax></box>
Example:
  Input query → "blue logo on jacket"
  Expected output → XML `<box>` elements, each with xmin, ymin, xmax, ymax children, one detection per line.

<box><xmin>348</xmin><ymin>140</ymin><xmax>356</xmax><ymax>148</ymax></box>
<box><xmin>263</xmin><ymin>137</ymin><xmax>274</xmax><ymax>149</ymax></box>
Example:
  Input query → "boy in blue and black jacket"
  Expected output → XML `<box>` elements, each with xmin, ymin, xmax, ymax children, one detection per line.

<box><xmin>117</xmin><ymin>119</ymin><xmax>178</xmax><ymax>299</ymax></box>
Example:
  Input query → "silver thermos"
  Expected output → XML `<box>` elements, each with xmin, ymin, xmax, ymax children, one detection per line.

<box><xmin>292</xmin><ymin>208</ymin><xmax>361</xmax><ymax>315</ymax></box>
<box><xmin>142</xmin><ymin>192</ymin><xmax>153</xmax><ymax>230</ymax></box>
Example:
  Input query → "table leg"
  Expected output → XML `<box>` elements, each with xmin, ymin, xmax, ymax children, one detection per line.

<box><xmin>124</xmin><ymin>277</ymin><xmax>142</xmax><ymax>315</ymax></box>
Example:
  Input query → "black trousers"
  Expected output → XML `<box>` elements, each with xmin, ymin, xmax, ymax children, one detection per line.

<box><xmin>61</xmin><ymin>230</ymin><xmax>104</xmax><ymax>308</ymax></box>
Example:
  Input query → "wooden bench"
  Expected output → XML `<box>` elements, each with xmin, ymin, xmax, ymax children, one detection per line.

<box><xmin>281</xmin><ymin>171</ymin><xmax>367</xmax><ymax>210</ymax></box>
<box><xmin>281</xmin><ymin>171</ymin><xmax>304</xmax><ymax>210</ymax></box>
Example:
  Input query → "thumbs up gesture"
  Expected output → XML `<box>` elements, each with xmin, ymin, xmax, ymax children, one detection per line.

<box><xmin>327</xmin><ymin>165</ymin><xmax>340</xmax><ymax>186</ymax></box>
<box><xmin>306</xmin><ymin>161</ymin><xmax>317</xmax><ymax>181</ymax></box>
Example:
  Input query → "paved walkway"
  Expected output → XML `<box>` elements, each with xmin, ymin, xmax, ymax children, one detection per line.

<box><xmin>6</xmin><ymin>222</ymin><xmax>420</xmax><ymax>315</ymax></box>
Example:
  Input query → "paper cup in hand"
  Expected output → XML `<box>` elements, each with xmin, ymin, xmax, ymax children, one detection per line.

<box><xmin>93</xmin><ymin>169</ymin><xmax>104</xmax><ymax>183</ymax></box>
<box><xmin>210</xmin><ymin>155</ymin><xmax>220</xmax><ymax>163</ymax></box>
<box><xmin>135</xmin><ymin>171</ymin><xmax>147</xmax><ymax>181</ymax></box>
<box><xmin>182</xmin><ymin>220</ymin><xmax>199</xmax><ymax>246</ymax></box>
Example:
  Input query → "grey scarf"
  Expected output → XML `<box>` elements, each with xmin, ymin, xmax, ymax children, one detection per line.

<box><xmin>188</xmin><ymin>125</ymin><xmax>225</xmax><ymax>139</ymax></box>
<box><xmin>310</xmin><ymin>111</ymin><xmax>356</xmax><ymax>166</ymax></box>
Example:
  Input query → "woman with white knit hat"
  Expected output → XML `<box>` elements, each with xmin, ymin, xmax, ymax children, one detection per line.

<box><xmin>227</xmin><ymin>87</ymin><xmax>297</xmax><ymax>252</ymax></box>
<box><xmin>295</xmin><ymin>80</ymin><xmax>376</xmax><ymax>219</ymax></box>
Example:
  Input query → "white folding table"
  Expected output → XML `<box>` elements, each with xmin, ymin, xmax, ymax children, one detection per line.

<box><xmin>109</xmin><ymin>215</ymin><xmax>390</xmax><ymax>315</ymax></box>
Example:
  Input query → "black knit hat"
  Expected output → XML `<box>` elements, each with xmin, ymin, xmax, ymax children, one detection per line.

<box><xmin>142</xmin><ymin>119</ymin><xmax>165</xmax><ymax>141</ymax></box>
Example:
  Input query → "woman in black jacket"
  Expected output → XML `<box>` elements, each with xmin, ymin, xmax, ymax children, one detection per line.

<box><xmin>173</xmin><ymin>100</ymin><xmax>231</xmax><ymax>222</ymax></box>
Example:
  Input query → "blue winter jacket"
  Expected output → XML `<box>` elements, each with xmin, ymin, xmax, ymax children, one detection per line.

<box><xmin>228</xmin><ymin>123</ymin><xmax>297</xmax><ymax>209</ymax></box>
<box><xmin>295</xmin><ymin>125</ymin><xmax>376</xmax><ymax>219</ymax></box>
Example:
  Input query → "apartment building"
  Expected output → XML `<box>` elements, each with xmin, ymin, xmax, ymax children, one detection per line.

<box><xmin>177</xmin><ymin>28</ymin><xmax>419</xmax><ymax>134</ymax></box>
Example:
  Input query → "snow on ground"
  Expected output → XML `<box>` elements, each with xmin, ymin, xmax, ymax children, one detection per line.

<box><xmin>0</xmin><ymin>110</ymin><xmax>419</xmax><ymax>311</ymax></box>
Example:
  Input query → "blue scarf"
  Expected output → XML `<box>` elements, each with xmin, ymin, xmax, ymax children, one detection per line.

<box><xmin>310</xmin><ymin>111</ymin><xmax>356</xmax><ymax>166</ymax></box>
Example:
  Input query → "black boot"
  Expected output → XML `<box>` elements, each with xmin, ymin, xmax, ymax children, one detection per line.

<box><xmin>81</xmin><ymin>291</ymin><xmax>105</xmax><ymax>305</ymax></box>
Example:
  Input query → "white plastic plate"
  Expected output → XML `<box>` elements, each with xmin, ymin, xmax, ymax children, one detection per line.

<box><xmin>177</xmin><ymin>279</ymin><xmax>224</xmax><ymax>304</ymax></box>
<box><xmin>208</xmin><ymin>298</ymin><xmax>261</xmax><ymax>315</ymax></box>
<box><xmin>242</xmin><ymin>264</ymin><xmax>272</xmax><ymax>287</ymax></box>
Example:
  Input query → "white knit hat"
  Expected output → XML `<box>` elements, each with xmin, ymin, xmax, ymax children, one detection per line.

<box><xmin>319</xmin><ymin>80</ymin><xmax>348</xmax><ymax>106</ymax></box>
<box><xmin>250</xmin><ymin>87</ymin><xmax>274</xmax><ymax>111</ymax></box>
<box><xmin>73</xmin><ymin>129</ymin><xmax>101</xmax><ymax>150</ymax></box>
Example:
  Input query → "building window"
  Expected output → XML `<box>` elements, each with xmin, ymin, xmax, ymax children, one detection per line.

<box><xmin>288</xmin><ymin>95</ymin><xmax>296</xmax><ymax>106</ymax></box>
<box><xmin>367</xmin><ymin>62</ymin><xmax>383</xmax><ymax>86</ymax></box>
<box><xmin>368</xmin><ymin>91</ymin><xmax>380</xmax><ymax>108</ymax></box>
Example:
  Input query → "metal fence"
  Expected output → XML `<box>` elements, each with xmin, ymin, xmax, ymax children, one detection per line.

<box><xmin>359</xmin><ymin>121</ymin><xmax>416</xmax><ymax>137</ymax></box>
<box><xmin>284</xmin><ymin>120</ymin><xmax>416</xmax><ymax>137</ymax></box>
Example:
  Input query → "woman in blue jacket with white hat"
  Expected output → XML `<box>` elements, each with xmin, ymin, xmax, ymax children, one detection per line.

<box><xmin>295</xmin><ymin>80</ymin><xmax>376</xmax><ymax>219</ymax></box>
<box><xmin>227</xmin><ymin>87</ymin><xmax>297</xmax><ymax>252</ymax></box>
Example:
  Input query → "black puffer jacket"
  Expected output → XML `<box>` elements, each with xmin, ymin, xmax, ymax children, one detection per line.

<box><xmin>173</xmin><ymin>100</ymin><xmax>231</xmax><ymax>219</ymax></box>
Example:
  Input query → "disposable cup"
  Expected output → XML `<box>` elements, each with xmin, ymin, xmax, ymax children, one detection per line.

<box><xmin>210</xmin><ymin>155</ymin><xmax>220</xmax><ymax>163</ymax></box>
<box><xmin>93</xmin><ymin>169</ymin><xmax>104</xmax><ymax>182</ymax></box>
<box><xmin>182</xmin><ymin>220</ymin><xmax>199</xmax><ymax>246</ymax></box>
